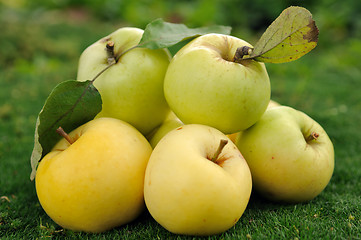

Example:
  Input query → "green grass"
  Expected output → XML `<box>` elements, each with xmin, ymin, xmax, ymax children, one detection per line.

<box><xmin>1</xmin><ymin>7</ymin><xmax>361</xmax><ymax>240</ymax></box>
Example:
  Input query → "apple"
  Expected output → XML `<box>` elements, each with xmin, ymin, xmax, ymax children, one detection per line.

<box><xmin>148</xmin><ymin>118</ymin><xmax>183</xmax><ymax>148</ymax></box>
<box><xmin>236</xmin><ymin>106</ymin><xmax>334</xmax><ymax>203</ymax></box>
<box><xmin>163</xmin><ymin>33</ymin><xmax>271</xmax><ymax>134</ymax></box>
<box><xmin>227</xmin><ymin>132</ymin><xmax>238</xmax><ymax>143</ymax></box>
<box><xmin>77</xmin><ymin>27</ymin><xmax>171</xmax><ymax>135</ymax></box>
<box><xmin>227</xmin><ymin>100</ymin><xmax>281</xmax><ymax>143</ymax></box>
<box><xmin>148</xmin><ymin>111</ymin><xmax>183</xmax><ymax>148</ymax></box>
<box><xmin>144</xmin><ymin>124</ymin><xmax>252</xmax><ymax>236</ymax></box>
<box><xmin>35</xmin><ymin>118</ymin><xmax>152</xmax><ymax>232</ymax></box>
<box><xmin>268</xmin><ymin>99</ymin><xmax>281</xmax><ymax>109</ymax></box>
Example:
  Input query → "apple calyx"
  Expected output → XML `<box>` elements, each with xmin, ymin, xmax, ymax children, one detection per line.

<box><xmin>233</xmin><ymin>46</ymin><xmax>254</xmax><ymax>63</ymax></box>
<box><xmin>305</xmin><ymin>132</ymin><xmax>319</xmax><ymax>143</ymax></box>
<box><xmin>210</xmin><ymin>139</ymin><xmax>228</xmax><ymax>163</ymax></box>
<box><xmin>56</xmin><ymin>126</ymin><xmax>74</xmax><ymax>145</ymax></box>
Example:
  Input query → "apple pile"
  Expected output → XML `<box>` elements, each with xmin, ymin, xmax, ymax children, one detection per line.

<box><xmin>33</xmin><ymin>8</ymin><xmax>334</xmax><ymax>237</ymax></box>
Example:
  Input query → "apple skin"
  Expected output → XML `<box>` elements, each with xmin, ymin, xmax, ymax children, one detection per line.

<box><xmin>267</xmin><ymin>99</ymin><xmax>281</xmax><ymax>109</ymax></box>
<box><xmin>227</xmin><ymin>99</ymin><xmax>281</xmax><ymax>143</ymax></box>
<box><xmin>149</xmin><ymin>117</ymin><xmax>183</xmax><ymax>148</ymax></box>
<box><xmin>77</xmin><ymin>27</ymin><xmax>171</xmax><ymax>135</ymax></box>
<box><xmin>144</xmin><ymin>124</ymin><xmax>252</xmax><ymax>236</ymax></box>
<box><xmin>164</xmin><ymin>33</ymin><xmax>271</xmax><ymax>134</ymax></box>
<box><xmin>148</xmin><ymin>111</ymin><xmax>183</xmax><ymax>148</ymax></box>
<box><xmin>35</xmin><ymin>118</ymin><xmax>152</xmax><ymax>233</ymax></box>
<box><xmin>227</xmin><ymin>132</ymin><xmax>238</xmax><ymax>143</ymax></box>
<box><xmin>236</xmin><ymin>106</ymin><xmax>334</xmax><ymax>203</ymax></box>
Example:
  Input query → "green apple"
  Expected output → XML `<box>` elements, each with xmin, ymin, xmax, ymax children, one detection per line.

<box><xmin>236</xmin><ymin>106</ymin><xmax>334</xmax><ymax>203</ymax></box>
<box><xmin>77</xmin><ymin>27</ymin><xmax>171</xmax><ymax>135</ymax></box>
<box><xmin>148</xmin><ymin>112</ymin><xmax>183</xmax><ymax>148</ymax></box>
<box><xmin>144</xmin><ymin>124</ymin><xmax>252</xmax><ymax>236</ymax></box>
<box><xmin>227</xmin><ymin>100</ymin><xmax>281</xmax><ymax>143</ymax></box>
<box><xmin>164</xmin><ymin>33</ymin><xmax>271</xmax><ymax>134</ymax></box>
<box><xmin>35</xmin><ymin>118</ymin><xmax>152</xmax><ymax>232</ymax></box>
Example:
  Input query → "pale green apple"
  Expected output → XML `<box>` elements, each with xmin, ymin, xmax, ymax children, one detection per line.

<box><xmin>144</xmin><ymin>124</ymin><xmax>252</xmax><ymax>236</ymax></box>
<box><xmin>149</xmin><ymin>117</ymin><xmax>183</xmax><ymax>148</ymax></box>
<box><xmin>164</xmin><ymin>33</ymin><xmax>271</xmax><ymax>134</ymax></box>
<box><xmin>148</xmin><ymin>111</ymin><xmax>183</xmax><ymax>148</ymax></box>
<box><xmin>228</xmin><ymin>100</ymin><xmax>281</xmax><ymax>143</ymax></box>
<box><xmin>236</xmin><ymin>106</ymin><xmax>334</xmax><ymax>203</ymax></box>
<box><xmin>35</xmin><ymin>118</ymin><xmax>152</xmax><ymax>233</ymax></box>
<box><xmin>77</xmin><ymin>27</ymin><xmax>171</xmax><ymax>135</ymax></box>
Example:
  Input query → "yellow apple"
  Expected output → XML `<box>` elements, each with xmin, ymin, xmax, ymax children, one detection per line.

<box><xmin>35</xmin><ymin>118</ymin><xmax>152</xmax><ymax>232</ymax></box>
<box><xmin>144</xmin><ymin>124</ymin><xmax>252</xmax><ymax>236</ymax></box>
<box><xmin>267</xmin><ymin>99</ymin><xmax>281</xmax><ymax>109</ymax></box>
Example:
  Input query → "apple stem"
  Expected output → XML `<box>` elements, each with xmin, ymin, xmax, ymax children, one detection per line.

<box><xmin>306</xmin><ymin>132</ymin><xmax>319</xmax><ymax>142</ymax></box>
<box><xmin>106</xmin><ymin>41</ymin><xmax>116</xmax><ymax>64</ymax></box>
<box><xmin>56</xmin><ymin>127</ymin><xmax>74</xmax><ymax>145</ymax></box>
<box><xmin>91</xmin><ymin>43</ymin><xmax>141</xmax><ymax>83</ymax></box>
<box><xmin>211</xmin><ymin>139</ymin><xmax>228</xmax><ymax>162</ymax></box>
<box><xmin>90</xmin><ymin>41</ymin><xmax>118</xmax><ymax>83</ymax></box>
<box><xmin>233</xmin><ymin>46</ymin><xmax>254</xmax><ymax>63</ymax></box>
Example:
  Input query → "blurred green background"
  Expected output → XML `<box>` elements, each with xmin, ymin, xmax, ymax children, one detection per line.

<box><xmin>1</xmin><ymin>0</ymin><xmax>360</xmax><ymax>239</ymax></box>
<box><xmin>2</xmin><ymin>0</ymin><xmax>361</xmax><ymax>61</ymax></box>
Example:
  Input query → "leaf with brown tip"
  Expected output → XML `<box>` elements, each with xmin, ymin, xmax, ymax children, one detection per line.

<box><xmin>247</xmin><ymin>6</ymin><xmax>319</xmax><ymax>63</ymax></box>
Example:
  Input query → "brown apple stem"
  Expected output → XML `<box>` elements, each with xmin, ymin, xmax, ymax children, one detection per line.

<box><xmin>106</xmin><ymin>41</ymin><xmax>116</xmax><ymax>64</ymax></box>
<box><xmin>56</xmin><ymin>127</ymin><xmax>74</xmax><ymax>145</ymax></box>
<box><xmin>91</xmin><ymin>43</ymin><xmax>141</xmax><ymax>84</ymax></box>
<box><xmin>305</xmin><ymin>132</ymin><xmax>319</xmax><ymax>142</ymax></box>
<box><xmin>211</xmin><ymin>139</ymin><xmax>228</xmax><ymax>162</ymax></box>
<box><xmin>233</xmin><ymin>46</ymin><xmax>254</xmax><ymax>63</ymax></box>
<box><xmin>91</xmin><ymin>41</ymin><xmax>116</xmax><ymax>82</ymax></box>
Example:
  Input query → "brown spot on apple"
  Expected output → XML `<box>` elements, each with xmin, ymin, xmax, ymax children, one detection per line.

<box><xmin>100</xmin><ymin>37</ymin><xmax>111</xmax><ymax>43</ymax></box>
<box><xmin>176</xmin><ymin>126</ymin><xmax>183</xmax><ymax>130</ymax></box>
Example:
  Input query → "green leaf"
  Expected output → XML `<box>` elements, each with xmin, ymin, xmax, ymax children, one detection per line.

<box><xmin>248</xmin><ymin>6</ymin><xmax>319</xmax><ymax>63</ymax></box>
<box><xmin>30</xmin><ymin>80</ymin><xmax>102</xmax><ymax>180</ymax></box>
<box><xmin>138</xmin><ymin>18</ymin><xmax>232</xmax><ymax>49</ymax></box>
